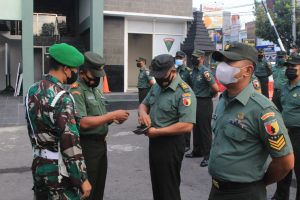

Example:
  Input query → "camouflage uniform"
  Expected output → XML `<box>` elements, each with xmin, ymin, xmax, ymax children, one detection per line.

<box><xmin>26</xmin><ymin>74</ymin><xmax>88</xmax><ymax>200</ymax></box>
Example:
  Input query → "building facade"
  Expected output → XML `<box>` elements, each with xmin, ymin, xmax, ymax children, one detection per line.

<box><xmin>0</xmin><ymin>0</ymin><xmax>193</xmax><ymax>95</ymax></box>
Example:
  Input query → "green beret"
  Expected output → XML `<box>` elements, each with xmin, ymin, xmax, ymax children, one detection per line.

<box><xmin>49</xmin><ymin>43</ymin><xmax>84</xmax><ymax>68</ymax></box>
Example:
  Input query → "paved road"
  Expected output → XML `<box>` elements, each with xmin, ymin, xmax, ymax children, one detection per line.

<box><xmin>0</xmin><ymin>110</ymin><xmax>296</xmax><ymax>200</ymax></box>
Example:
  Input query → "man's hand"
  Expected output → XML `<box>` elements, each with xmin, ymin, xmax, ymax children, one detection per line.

<box><xmin>146</xmin><ymin>127</ymin><xmax>160</xmax><ymax>138</ymax></box>
<box><xmin>81</xmin><ymin>180</ymin><xmax>92</xmax><ymax>199</ymax></box>
<box><xmin>138</xmin><ymin>112</ymin><xmax>151</xmax><ymax>127</ymax></box>
<box><xmin>109</xmin><ymin>110</ymin><xmax>130</xmax><ymax>123</ymax></box>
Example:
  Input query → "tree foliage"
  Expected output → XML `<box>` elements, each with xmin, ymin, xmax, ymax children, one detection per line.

<box><xmin>255</xmin><ymin>0</ymin><xmax>300</xmax><ymax>49</ymax></box>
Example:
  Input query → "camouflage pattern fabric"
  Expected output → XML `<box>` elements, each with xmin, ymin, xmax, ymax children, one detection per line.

<box><xmin>26</xmin><ymin>75</ymin><xmax>88</xmax><ymax>200</ymax></box>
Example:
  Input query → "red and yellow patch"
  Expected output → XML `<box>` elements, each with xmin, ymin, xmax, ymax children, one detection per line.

<box><xmin>183</xmin><ymin>97</ymin><xmax>191</xmax><ymax>106</ymax></box>
<box><xmin>204</xmin><ymin>71</ymin><xmax>211</xmax><ymax>81</ymax></box>
<box><xmin>264</xmin><ymin>119</ymin><xmax>280</xmax><ymax>135</ymax></box>
<box><xmin>261</xmin><ymin>112</ymin><xmax>275</xmax><ymax>120</ymax></box>
<box><xmin>268</xmin><ymin>135</ymin><xmax>286</xmax><ymax>151</ymax></box>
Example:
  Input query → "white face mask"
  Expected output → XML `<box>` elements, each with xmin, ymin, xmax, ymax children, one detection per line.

<box><xmin>216</xmin><ymin>62</ymin><xmax>241</xmax><ymax>85</ymax></box>
<box><xmin>175</xmin><ymin>59</ymin><xmax>184</xmax><ymax>67</ymax></box>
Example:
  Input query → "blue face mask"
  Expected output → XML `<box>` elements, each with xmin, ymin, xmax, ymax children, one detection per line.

<box><xmin>175</xmin><ymin>59</ymin><xmax>183</xmax><ymax>67</ymax></box>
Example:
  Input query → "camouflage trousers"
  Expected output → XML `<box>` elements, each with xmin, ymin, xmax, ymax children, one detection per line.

<box><xmin>34</xmin><ymin>187</ymin><xmax>81</xmax><ymax>200</ymax></box>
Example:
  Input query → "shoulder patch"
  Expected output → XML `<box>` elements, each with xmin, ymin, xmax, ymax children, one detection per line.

<box><xmin>70</xmin><ymin>82</ymin><xmax>79</xmax><ymax>89</ymax></box>
<box><xmin>179</xmin><ymin>82</ymin><xmax>189</xmax><ymax>90</ymax></box>
<box><xmin>182</xmin><ymin>93</ymin><xmax>191</xmax><ymax>97</ymax></box>
<box><xmin>261</xmin><ymin>112</ymin><xmax>275</xmax><ymax>120</ymax></box>
<box><xmin>203</xmin><ymin>71</ymin><xmax>212</xmax><ymax>81</ymax></box>
<box><xmin>264</xmin><ymin>119</ymin><xmax>280</xmax><ymax>135</ymax></box>
<box><xmin>71</xmin><ymin>91</ymin><xmax>81</xmax><ymax>95</ymax></box>
<box><xmin>145</xmin><ymin>70</ymin><xmax>150</xmax><ymax>76</ymax></box>
<box><xmin>183</xmin><ymin>97</ymin><xmax>191</xmax><ymax>106</ymax></box>
<box><xmin>268</xmin><ymin>134</ymin><xmax>286</xmax><ymax>151</ymax></box>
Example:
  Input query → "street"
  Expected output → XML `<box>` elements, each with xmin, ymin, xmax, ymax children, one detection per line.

<box><xmin>0</xmin><ymin>110</ymin><xmax>296</xmax><ymax>200</ymax></box>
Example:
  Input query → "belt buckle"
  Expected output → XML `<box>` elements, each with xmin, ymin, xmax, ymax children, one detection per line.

<box><xmin>212</xmin><ymin>179</ymin><xmax>220</xmax><ymax>189</ymax></box>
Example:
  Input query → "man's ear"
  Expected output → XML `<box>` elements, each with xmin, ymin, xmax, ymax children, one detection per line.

<box><xmin>244</xmin><ymin>65</ymin><xmax>254</xmax><ymax>77</ymax></box>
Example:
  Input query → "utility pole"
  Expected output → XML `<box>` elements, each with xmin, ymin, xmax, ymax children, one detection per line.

<box><xmin>292</xmin><ymin>0</ymin><xmax>297</xmax><ymax>45</ymax></box>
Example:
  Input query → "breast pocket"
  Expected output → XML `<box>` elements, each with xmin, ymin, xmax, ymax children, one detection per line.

<box><xmin>86</xmin><ymin>100</ymin><xmax>101</xmax><ymax>116</ymax></box>
<box><xmin>224</xmin><ymin>124</ymin><xmax>248</xmax><ymax>142</ymax></box>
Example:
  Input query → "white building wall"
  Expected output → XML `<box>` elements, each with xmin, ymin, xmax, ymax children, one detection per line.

<box><xmin>0</xmin><ymin>0</ymin><xmax>21</xmax><ymax>20</ymax></box>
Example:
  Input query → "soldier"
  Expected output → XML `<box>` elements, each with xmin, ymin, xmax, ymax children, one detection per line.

<box><xmin>208</xmin><ymin>42</ymin><xmax>294</xmax><ymax>200</ymax></box>
<box><xmin>255</xmin><ymin>49</ymin><xmax>272</xmax><ymax>98</ymax></box>
<box><xmin>272</xmin><ymin>55</ymin><xmax>300</xmax><ymax>200</ymax></box>
<box><xmin>25</xmin><ymin>43</ymin><xmax>92</xmax><ymax>199</ymax></box>
<box><xmin>136</xmin><ymin>57</ymin><xmax>155</xmax><ymax>103</ymax></box>
<box><xmin>185</xmin><ymin>49</ymin><xmax>219</xmax><ymax>168</ymax></box>
<box><xmin>70</xmin><ymin>52</ymin><xmax>129</xmax><ymax>200</ymax></box>
<box><xmin>138</xmin><ymin>54</ymin><xmax>196</xmax><ymax>200</ymax></box>
<box><xmin>272</xmin><ymin>51</ymin><xmax>288</xmax><ymax>112</ymax></box>
<box><xmin>175</xmin><ymin>50</ymin><xmax>192</xmax><ymax>151</ymax></box>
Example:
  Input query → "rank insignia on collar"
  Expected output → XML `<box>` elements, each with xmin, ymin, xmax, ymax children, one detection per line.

<box><xmin>237</xmin><ymin>112</ymin><xmax>244</xmax><ymax>120</ymax></box>
<box><xmin>264</xmin><ymin>119</ymin><xmax>280</xmax><ymax>135</ymax></box>
<box><xmin>183</xmin><ymin>97</ymin><xmax>191</xmax><ymax>106</ymax></box>
<box><xmin>268</xmin><ymin>134</ymin><xmax>286</xmax><ymax>151</ymax></box>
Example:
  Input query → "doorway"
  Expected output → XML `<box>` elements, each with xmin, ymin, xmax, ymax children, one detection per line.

<box><xmin>127</xmin><ymin>33</ymin><xmax>152</xmax><ymax>90</ymax></box>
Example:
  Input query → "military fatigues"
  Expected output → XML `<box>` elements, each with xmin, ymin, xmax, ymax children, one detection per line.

<box><xmin>177</xmin><ymin>65</ymin><xmax>192</xmax><ymax>148</ymax></box>
<box><xmin>255</xmin><ymin>59</ymin><xmax>272</xmax><ymax>98</ymax></box>
<box><xmin>142</xmin><ymin>75</ymin><xmax>196</xmax><ymax>200</ymax></box>
<box><xmin>26</xmin><ymin>75</ymin><xmax>88</xmax><ymax>200</ymax></box>
<box><xmin>137</xmin><ymin>67</ymin><xmax>153</xmax><ymax>103</ymax></box>
<box><xmin>70</xmin><ymin>79</ymin><xmax>108</xmax><ymax>200</ymax></box>
<box><xmin>273</xmin><ymin>80</ymin><xmax>300</xmax><ymax>200</ymax></box>
<box><xmin>208</xmin><ymin>84</ymin><xmax>293</xmax><ymax>200</ymax></box>
<box><xmin>272</xmin><ymin>64</ymin><xmax>288</xmax><ymax>112</ymax></box>
<box><xmin>190</xmin><ymin>65</ymin><xmax>216</xmax><ymax>158</ymax></box>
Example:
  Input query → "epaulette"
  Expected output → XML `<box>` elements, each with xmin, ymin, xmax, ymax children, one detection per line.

<box><xmin>250</xmin><ymin>92</ymin><xmax>273</xmax><ymax>109</ymax></box>
<box><xmin>70</xmin><ymin>82</ymin><xmax>79</xmax><ymax>89</ymax></box>
<box><xmin>186</xmin><ymin>67</ymin><xmax>192</xmax><ymax>72</ymax></box>
<box><xmin>179</xmin><ymin>82</ymin><xmax>190</xmax><ymax>92</ymax></box>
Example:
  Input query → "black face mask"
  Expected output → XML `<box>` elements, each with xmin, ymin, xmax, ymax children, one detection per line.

<box><xmin>85</xmin><ymin>73</ymin><xmax>101</xmax><ymax>88</ymax></box>
<box><xmin>191</xmin><ymin>57</ymin><xmax>200</xmax><ymax>66</ymax></box>
<box><xmin>65</xmin><ymin>69</ymin><xmax>78</xmax><ymax>85</ymax></box>
<box><xmin>137</xmin><ymin>63</ymin><xmax>142</xmax><ymax>68</ymax></box>
<box><xmin>285</xmin><ymin>68</ymin><xmax>298</xmax><ymax>81</ymax></box>
<box><xmin>258</xmin><ymin>55</ymin><xmax>264</xmax><ymax>61</ymax></box>
<box><xmin>155</xmin><ymin>72</ymin><xmax>173</xmax><ymax>88</ymax></box>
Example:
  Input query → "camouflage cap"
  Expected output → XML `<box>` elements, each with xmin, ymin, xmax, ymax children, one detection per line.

<box><xmin>150</xmin><ymin>54</ymin><xmax>175</xmax><ymax>78</ymax></box>
<box><xmin>136</xmin><ymin>57</ymin><xmax>146</xmax><ymax>63</ymax></box>
<box><xmin>192</xmin><ymin>49</ymin><xmax>205</xmax><ymax>57</ymax></box>
<box><xmin>175</xmin><ymin>51</ymin><xmax>186</xmax><ymax>58</ymax></box>
<box><xmin>212</xmin><ymin>42</ymin><xmax>258</xmax><ymax>64</ymax></box>
<box><xmin>284</xmin><ymin>54</ymin><xmax>300</xmax><ymax>65</ymax></box>
<box><xmin>49</xmin><ymin>43</ymin><xmax>84</xmax><ymax>68</ymax></box>
<box><xmin>83</xmin><ymin>51</ymin><xmax>105</xmax><ymax>77</ymax></box>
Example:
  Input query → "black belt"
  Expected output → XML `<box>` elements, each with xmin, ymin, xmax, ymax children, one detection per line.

<box><xmin>212</xmin><ymin>178</ymin><xmax>262</xmax><ymax>190</ymax></box>
<box><xmin>80</xmin><ymin>134</ymin><xmax>106</xmax><ymax>141</ymax></box>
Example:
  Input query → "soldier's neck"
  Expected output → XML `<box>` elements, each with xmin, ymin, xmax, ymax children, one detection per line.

<box><xmin>48</xmin><ymin>71</ymin><xmax>65</xmax><ymax>84</ymax></box>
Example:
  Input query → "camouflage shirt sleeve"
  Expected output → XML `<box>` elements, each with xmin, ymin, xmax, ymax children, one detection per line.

<box><xmin>55</xmin><ymin>94</ymin><xmax>88</xmax><ymax>186</ymax></box>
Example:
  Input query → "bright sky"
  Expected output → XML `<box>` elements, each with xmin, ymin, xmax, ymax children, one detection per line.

<box><xmin>193</xmin><ymin>0</ymin><xmax>256</xmax><ymax>27</ymax></box>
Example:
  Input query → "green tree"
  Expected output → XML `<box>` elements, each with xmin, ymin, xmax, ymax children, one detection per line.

<box><xmin>255</xmin><ymin>0</ymin><xmax>300</xmax><ymax>49</ymax></box>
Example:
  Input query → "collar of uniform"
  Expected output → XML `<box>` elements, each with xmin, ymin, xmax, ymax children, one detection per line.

<box><xmin>165</xmin><ymin>75</ymin><xmax>181</xmax><ymax>91</ymax></box>
<box><xmin>140</xmin><ymin>66</ymin><xmax>147</xmax><ymax>71</ymax></box>
<box><xmin>223</xmin><ymin>84</ymin><xmax>254</xmax><ymax>106</ymax></box>
<box><xmin>288</xmin><ymin>80</ymin><xmax>300</xmax><ymax>90</ymax></box>
<box><xmin>45</xmin><ymin>74</ymin><xmax>64</xmax><ymax>89</ymax></box>
<box><xmin>77</xmin><ymin>78</ymin><xmax>93</xmax><ymax>91</ymax></box>
<box><xmin>195</xmin><ymin>64</ymin><xmax>205</xmax><ymax>70</ymax></box>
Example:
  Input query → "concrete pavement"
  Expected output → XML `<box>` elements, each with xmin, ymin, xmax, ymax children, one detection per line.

<box><xmin>0</xmin><ymin>110</ymin><xmax>296</xmax><ymax>200</ymax></box>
